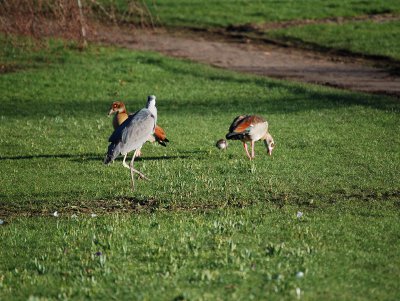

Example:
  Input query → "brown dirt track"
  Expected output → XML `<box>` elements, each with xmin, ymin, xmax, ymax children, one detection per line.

<box><xmin>92</xmin><ymin>24</ymin><xmax>400</xmax><ymax>97</ymax></box>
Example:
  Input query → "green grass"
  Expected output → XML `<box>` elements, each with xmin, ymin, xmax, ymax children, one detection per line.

<box><xmin>97</xmin><ymin>1</ymin><xmax>400</xmax><ymax>63</ymax></box>
<box><xmin>268</xmin><ymin>20</ymin><xmax>400</xmax><ymax>61</ymax></box>
<box><xmin>1</xmin><ymin>39</ymin><xmax>400</xmax><ymax>299</ymax></box>
<box><xmin>1</xmin><ymin>38</ymin><xmax>399</xmax><ymax>210</ymax></box>
<box><xmin>137</xmin><ymin>0</ymin><xmax>400</xmax><ymax>28</ymax></box>
<box><xmin>1</xmin><ymin>203</ymin><xmax>399</xmax><ymax>300</ymax></box>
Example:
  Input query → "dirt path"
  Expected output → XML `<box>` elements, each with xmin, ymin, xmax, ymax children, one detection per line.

<box><xmin>93</xmin><ymin>25</ymin><xmax>400</xmax><ymax>97</ymax></box>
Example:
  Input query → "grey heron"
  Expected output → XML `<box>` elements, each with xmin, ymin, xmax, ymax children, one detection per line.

<box><xmin>107</xmin><ymin>100</ymin><xmax>169</xmax><ymax>156</ymax></box>
<box><xmin>104</xmin><ymin>95</ymin><xmax>157</xmax><ymax>190</ymax></box>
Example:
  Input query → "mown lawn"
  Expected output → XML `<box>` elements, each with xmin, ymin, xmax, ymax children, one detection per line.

<box><xmin>133</xmin><ymin>0</ymin><xmax>400</xmax><ymax>28</ymax></box>
<box><xmin>1</xmin><ymin>203</ymin><xmax>399</xmax><ymax>300</ymax></box>
<box><xmin>268</xmin><ymin>20</ymin><xmax>400</xmax><ymax>61</ymax></box>
<box><xmin>99</xmin><ymin>0</ymin><xmax>400</xmax><ymax>62</ymax></box>
<box><xmin>0</xmin><ymin>39</ymin><xmax>399</xmax><ymax>300</ymax></box>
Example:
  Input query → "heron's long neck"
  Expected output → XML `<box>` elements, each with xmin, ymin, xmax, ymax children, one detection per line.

<box><xmin>147</xmin><ymin>103</ymin><xmax>157</xmax><ymax>124</ymax></box>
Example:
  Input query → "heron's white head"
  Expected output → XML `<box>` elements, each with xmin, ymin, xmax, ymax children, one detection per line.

<box><xmin>146</xmin><ymin>95</ymin><xmax>157</xmax><ymax>125</ymax></box>
<box><xmin>146</xmin><ymin>95</ymin><xmax>156</xmax><ymax>109</ymax></box>
<box><xmin>263</xmin><ymin>133</ymin><xmax>275</xmax><ymax>156</ymax></box>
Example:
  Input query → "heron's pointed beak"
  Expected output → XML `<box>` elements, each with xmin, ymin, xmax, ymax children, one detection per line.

<box><xmin>108</xmin><ymin>108</ymin><xmax>114</xmax><ymax>116</ymax></box>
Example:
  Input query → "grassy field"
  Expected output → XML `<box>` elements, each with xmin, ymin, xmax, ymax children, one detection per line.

<box><xmin>139</xmin><ymin>0</ymin><xmax>400</xmax><ymax>28</ymax></box>
<box><xmin>95</xmin><ymin>0</ymin><xmax>400</xmax><ymax>62</ymax></box>
<box><xmin>268</xmin><ymin>20</ymin><xmax>400</xmax><ymax>61</ymax></box>
<box><xmin>1</xmin><ymin>203</ymin><xmax>399</xmax><ymax>300</ymax></box>
<box><xmin>1</xmin><ymin>38</ymin><xmax>400</xmax><ymax>300</ymax></box>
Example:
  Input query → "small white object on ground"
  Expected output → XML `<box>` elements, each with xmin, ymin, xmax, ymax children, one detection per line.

<box><xmin>296</xmin><ymin>287</ymin><xmax>301</xmax><ymax>299</ymax></box>
<box><xmin>71</xmin><ymin>214</ymin><xmax>78</xmax><ymax>219</ymax></box>
<box><xmin>0</xmin><ymin>219</ymin><xmax>4</xmax><ymax>225</ymax></box>
<box><xmin>216</xmin><ymin>139</ymin><xmax>228</xmax><ymax>150</ymax></box>
<box><xmin>53</xmin><ymin>211</ymin><xmax>59</xmax><ymax>217</ymax></box>
<box><xmin>91</xmin><ymin>213</ymin><xmax>97</xmax><ymax>218</ymax></box>
<box><xmin>296</xmin><ymin>211</ymin><xmax>303</xmax><ymax>219</ymax></box>
<box><xmin>296</xmin><ymin>271</ymin><xmax>304</xmax><ymax>278</ymax></box>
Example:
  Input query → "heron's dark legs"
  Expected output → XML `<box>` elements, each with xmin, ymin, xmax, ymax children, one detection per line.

<box><xmin>243</xmin><ymin>142</ymin><xmax>251</xmax><ymax>160</ymax></box>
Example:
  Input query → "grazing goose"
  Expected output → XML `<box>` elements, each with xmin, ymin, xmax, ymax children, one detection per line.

<box><xmin>226</xmin><ymin>115</ymin><xmax>274</xmax><ymax>160</ymax></box>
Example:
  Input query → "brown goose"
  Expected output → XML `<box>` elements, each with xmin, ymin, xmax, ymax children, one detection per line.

<box><xmin>226</xmin><ymin>115</ymin><xmax>274</xmax><ymax>160</ymax></box>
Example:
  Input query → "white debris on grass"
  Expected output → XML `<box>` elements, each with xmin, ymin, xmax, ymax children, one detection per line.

<box><xmin>296</xmin><ymin>271</ymin><xmax>304</xmax><ymax>278</ymax></box>
<box><xmin>296</xmin><ymin>211</ymin><xmax>303</xmax><ymax>219</ymax></box>
<box><xmin>296</xmin><ymin>287</ymin><xmax>301</xmax><ymax>299</ymax></box>
<box><xmin>0</xmin><ymin>219</ymin><xmax>4</xmax><ymax>225</ymax></box>
<box><xmin>91</xmin><ymin>213</ymin><xmax>97</xmax><ymax>218</ymax></box>
<box><xmin>53</xmin><ymin>211</ymin><xmax>59</xmax><ymax>217</ymax></box>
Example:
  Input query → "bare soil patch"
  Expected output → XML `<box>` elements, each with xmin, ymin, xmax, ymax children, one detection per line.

<box><xmin>0</xmin><ymin>63</ymin><xmax>22</xmax><ymax>74</ymax></box>
<box><xmin>2</xmin><ymin>9</ymin><xmax>399</xmax><ymax>97</ymax></box>
<box><xmin>1</xmin><ymin>190</ymin><xmax>398</xmax><ymax>219</ymax></box>
<box><xmin>91</xmin><ymin>24</ymin><xmax>400</xmax><ymax>97</ymax></box>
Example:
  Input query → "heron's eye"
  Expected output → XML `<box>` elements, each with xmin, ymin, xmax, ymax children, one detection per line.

<box><xmin>113</xmin><ymin>104</ymin><xmax>117</xmax><ymax>108</ymax></box>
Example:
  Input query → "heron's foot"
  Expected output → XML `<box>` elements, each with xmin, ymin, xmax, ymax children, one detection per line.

<box><xmin>137</xmin><ymin>172</ymin><xmax>150</xmax><ymax>181</ymax></box>
<box><xmin>130</xmin><ymin>169</ymin><xmax>136</xmax><ymax>192</ymax></box>
<box><xmin>129</xmin><ymin>170</ymin><xmax>149</xmax><ymax>191</ymax></box>
<box><xmin>131</xmin><ymin>168</ymin><xmax>150</xmax><ymax>181</ymax></box>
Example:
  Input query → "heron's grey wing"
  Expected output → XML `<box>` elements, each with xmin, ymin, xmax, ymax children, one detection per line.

<box><xmin>108</xmin><ymin>110</ymin><xmax>141</xmax><ymax>143</ymax></box>
<box><xmin>119</xmin><ymin>109</ymin><xmax>156</xmax><ymax>153</ymax></box>
<box><xmin>108</xmin><ymin>125</ymin><xmax>123</xmax><ymax>143</ymax></box>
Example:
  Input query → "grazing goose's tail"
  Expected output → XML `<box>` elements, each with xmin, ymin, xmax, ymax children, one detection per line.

<box><xmin>226</xmin><ymin>132</ymin><xmax>245</xmax><ymax>140</ymax></box>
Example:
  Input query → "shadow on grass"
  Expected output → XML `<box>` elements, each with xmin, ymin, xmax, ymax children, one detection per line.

<box><xmin>262</xmin><ymin>34</ymin><xmax>400</xmax><ymax>74</ymax></box>
<box><xmin>134</xmin><ymin>55</ymin><xmax>400</xmax><ymax>111</ymax></box>
<box><xmin>0</xmin><ymin>153</ymin><xmax>103</xmax><ymax>161</ymax></box>
<box><xmin>4</xmin><ymin>86</ymin><xmax>397</xmax><ymax>122</ymax></box>
<box><xmin>2</xmin><ymin>54</ymin><xmax>399</xmax><ymax>120</ymax></box>
<box><xmin>0</xmin><ymin>153</ymin><xmax>201</xmax><ymax>162</ymax></box>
